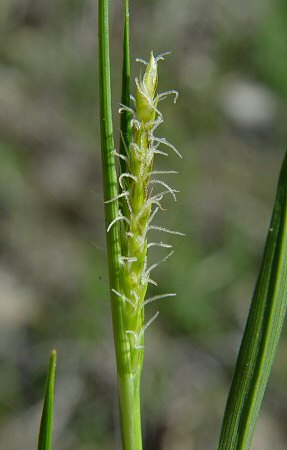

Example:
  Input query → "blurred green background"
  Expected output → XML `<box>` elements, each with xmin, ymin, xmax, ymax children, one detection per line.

<box><xmin>1</xmin><ymin>0</ymin><xmax>287</xmax><ymax>448</ymax></box>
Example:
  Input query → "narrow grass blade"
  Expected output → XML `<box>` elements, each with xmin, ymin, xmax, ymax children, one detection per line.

<box><xmin>98</xmin><ymin>0</ymin><xmax>123</xmax><ymax>307</ymax></box>
<box><xmin>37</xmin><ymin>350</ymin><xmax>57</xmax><ymax>450</ymax></box>
<box><xmin>98</xmin><ymin>0</ymin><xmax>120</xmax><ymax>223</ymax></box>
<box><xmin>218</xmin><ymin>150</ymin><xmax>287</xmax><ymax>450</ymax></box>
<box><xmin>98</xmin><ymin>0</ymin><xmax>127</xmax><ymax>375</ymax></box>
<box><xmin>119</xmin><ymin>0</ymin><xmax>131</xmax><ymax>174</ymax></box>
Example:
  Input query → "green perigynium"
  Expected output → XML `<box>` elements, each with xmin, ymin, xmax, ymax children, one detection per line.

<box><xmin>107</xmin><ymin>52</ymin><xmax>182</xmax><ymax>375</ymax></box>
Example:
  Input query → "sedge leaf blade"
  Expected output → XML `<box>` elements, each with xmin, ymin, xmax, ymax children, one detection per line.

<box><xmin>218</xmin><ymin>150</ymin><xmax>287</xmax><ymax>450</ymax></box>
<box><xmin>37</xmin><ymin>350</ymin><xmax>57</xmax><ymax>450</ymax></box>
<box><xmin>119</xmin><ymin>0</ymin><xmax>131</xmax><ymax>174</ymax></box>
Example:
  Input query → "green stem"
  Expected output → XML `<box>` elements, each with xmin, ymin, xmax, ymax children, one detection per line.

<box><xmin>98</xmin><ymin>0</ymin><xmax>143</xmax><ymax>448</ymax></box>
<box><xmin>118</xmin><ymin>372</ymin><xmax>142</xmax><ymax>450</ymax></box>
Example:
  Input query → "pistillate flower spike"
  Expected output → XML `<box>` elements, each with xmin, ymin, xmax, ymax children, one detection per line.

<box><xmin>111</xmin><ymin>52</ymin><xmax>181</xmax><ymax>373</ymax></box>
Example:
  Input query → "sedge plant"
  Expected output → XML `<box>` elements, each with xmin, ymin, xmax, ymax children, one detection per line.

<box><xmin>99</xmin><ymin>0</ymin><xmax>182</xmax><ymax>448</ymax></box>
<box><xmin>98</xmin><ymin>0</ymin><xmax>287</xmax><ymax>449</ymax></box>
<box><xmin>30</xmin><ymin>1</ymin><xmax>287</xmax><ymax>449</ymax></box>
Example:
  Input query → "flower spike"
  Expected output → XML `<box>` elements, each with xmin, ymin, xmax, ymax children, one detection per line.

<box><xmin>115</xmin><ymin>53</ymin><xmax>182</xmax><ymax>367</ymax></box>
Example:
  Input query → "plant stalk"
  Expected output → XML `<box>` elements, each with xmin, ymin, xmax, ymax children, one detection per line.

<box><xmin>98</xmin><ymin>0</ymin><xmax>143</xmax><ymax>448</ymax></box>
<box><xmin>118</xmin><ymin>372</ymin><xmax>142</xmax><ymax>450</ymax></box>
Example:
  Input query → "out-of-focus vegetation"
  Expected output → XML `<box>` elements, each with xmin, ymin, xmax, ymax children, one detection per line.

<box><xmin>1</xmin><ymin>0</ymin><xmax>287</xmax><ymax>449</ymax></box>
